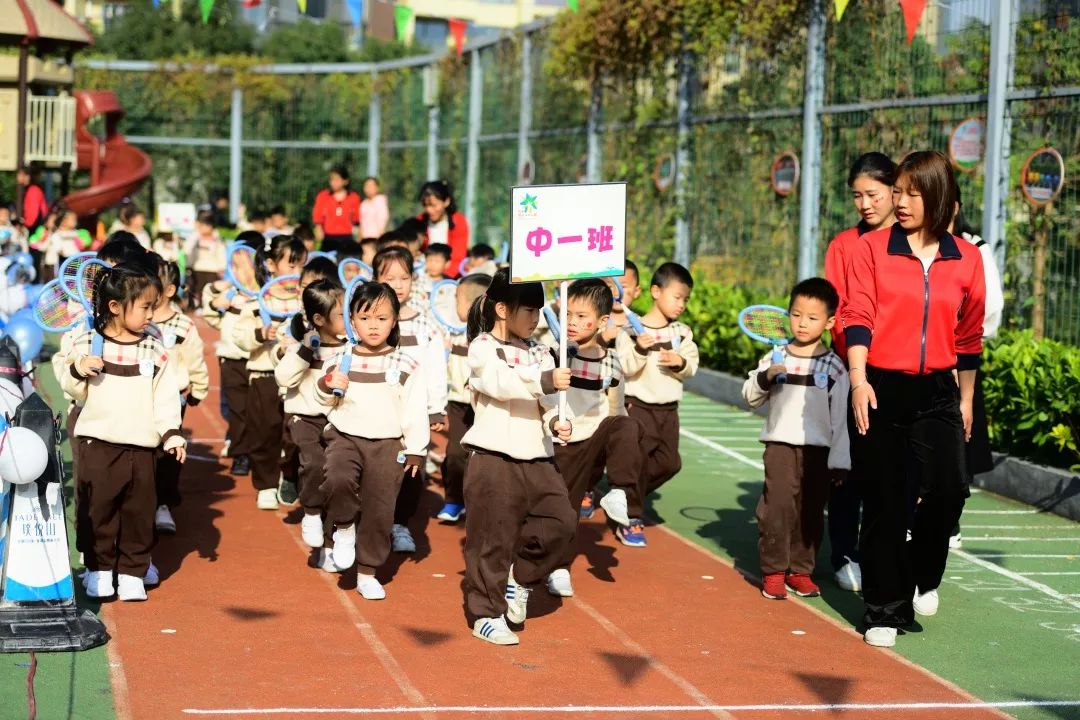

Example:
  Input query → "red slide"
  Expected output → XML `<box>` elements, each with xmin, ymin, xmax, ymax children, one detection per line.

<box><xmin>62</xmin><ymin>90</ymin><xmax>152</xmax><ymax>218</ymax></box>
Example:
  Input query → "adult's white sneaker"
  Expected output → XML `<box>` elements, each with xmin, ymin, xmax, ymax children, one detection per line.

<box><xmin>835</xmin><ymin>557</ymin><xmax>862</xmax><ymax>592</ymax></box>
<box><xmin>546</xmin><ymin>568</ymin><xmax>574</xmax><ymax>597</ymax></box>
<box><xmin>505</xmin><ymin>568</ymin><xmax>530</xmax><ymax>624</ymax></box>
<box><xmin>84</xmin><ymin>571</ymin><xmax>115</xmax><ymax>598</ymax></box>
<box><xmin>914</xmin><ymin>588</ymin><xmax>940</xmax><ymax>616</ymax></box>
<box><xmin>864</xmin><ymin>627</ymin><xmax>897</xmax><ymax>647</ymax></box>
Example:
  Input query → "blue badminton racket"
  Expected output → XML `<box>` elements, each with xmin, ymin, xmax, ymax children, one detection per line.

<box><xmin>334</xmin><ymin>276</ymin><xmax>366</xmax><ymax>397</ymax></box>
<box><xmin>76</xmin><ymin>259</ymin><xmax>110</xmax><ymax>357</ymax></box>
<box><xmin>339</xmin><ymin>258</ymin><xmax>372</xmax><ymax>287</ymax></box>
<box><xmin>32</xmin><ymin>279</ymin><xmax>84</xmax><ymax>334</ymax></box>
<box><xmin>226</xmin><ymin>243</ymin><xmax>260</xmax><ymax>298</ymax></box>
<box><xmin>429</xmin><ymin>279</ymin><xmax>465</xmax><ymax>335</ymax></box>
<box><xmin>737</xmin><ymin>304</ymin><xmax>791</xmax><ymax>384</ymax></box>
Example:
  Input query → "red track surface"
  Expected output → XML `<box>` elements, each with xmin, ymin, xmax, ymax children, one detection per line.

<box><xmin>99</xmin><ymin>319</ymin><xmax>1009</xmax><ymax>720</ymax></box>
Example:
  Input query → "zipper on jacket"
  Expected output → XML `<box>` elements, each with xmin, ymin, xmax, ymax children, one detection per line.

<box><xmin>919</xmin><ymin>261</ymin><xmax>932</xmax><ymax>375</ymax></box>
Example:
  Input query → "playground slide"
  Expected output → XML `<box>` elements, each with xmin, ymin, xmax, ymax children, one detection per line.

<box><xmin>62</xmin><ymin>138</ymin><xmax>151</xmax><ymax>218</ymax></box>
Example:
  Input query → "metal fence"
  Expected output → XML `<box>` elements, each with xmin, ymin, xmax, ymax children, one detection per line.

<box><xmin>76</xmin><ymin>0</ymin><xmax>1080</xmax><ymax>344</ymax></box>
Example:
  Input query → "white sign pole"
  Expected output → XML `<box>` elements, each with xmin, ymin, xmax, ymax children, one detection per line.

<box><xmin>558</xmin><ymin>280</ymin><xmax>569</xmax><ymax>423</ymax></box>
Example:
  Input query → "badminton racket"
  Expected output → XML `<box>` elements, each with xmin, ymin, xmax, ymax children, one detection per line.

<box><xmin>256</xmin><ymin>273</ymin><xmax>301</xmax><ymax>328</ymax></box>
<box><xmin>76</xmin><ymin>259</ymin><xmax>110</xmax><ymax>357</ymax></box>
<box><xmin>57</xmin><ymin>252</ymin><xmax>96</xmax><ymax>300</ymax></box>
<box><xmin>338</xmin><ymin>258</ymin><xmax>372</xmax><ymax>287</ymax></box>
<box><xmin>429</xmin><ymin>279</ymin><xmax>465</xmax><ymax>335</ymax></box>
<box><xmin>737</xmin><ymin>304</ymin><xmax>792</xmax><ymax>384</ymax></box>
<box><xmin>334</xmin><ymin>276</ymin><xmax>365</xmax><ymax>397</ymax></box>
<box><xmin>226</xmin><ymin>243</ymin><xmax>260</xmax><ymax>298</ymax></box>
<box><xmin>31</xmin><ymin>279</ymin><xmax>83</xmax><ymax>334</ymax></box>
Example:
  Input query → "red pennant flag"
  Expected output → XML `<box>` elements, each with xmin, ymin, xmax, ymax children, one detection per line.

<box><xmin>243</xmin><ymin>0</ymin><xmax>261</xmax><ymax>7</ymax></box>
<box><xmin>899</xmin><ymin>0</ymin><xmax>927</xmax><ymax>44</ymax></box>
<box><xmin>448</xmin><ymin>18</ymin><xmax>466</xmax><ymax>56</ymax></box>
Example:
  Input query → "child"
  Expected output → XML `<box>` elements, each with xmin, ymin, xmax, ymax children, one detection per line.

<box><xmin>602</xmin><ymin>259</ymin><xmax>642</xmax><ymax>347</ymax></box>
<box><xmin>275</xmin><ymin>278</ymin><xmax>347</xmax><ymax>558</ymax></box>
<box><xmin>62</xmin><ymin>263</ymin><xmax>186</xmax><ymax>601</ymax></box>
<box><xmin>360</xmin><ymin>177</ymin><xmax>390</xmax><ymax>240</ymax></box>
<box><xmin>615</xmin><ymin>262</ymin><xmax>699</xmax><ymax>540</ymax></box>
<box><xmin>547</xmin><ymin>279</ymin><xmax>644</xmax><ymax>594</ymax></box>
<box><xmin>423</xmin><ymin>243</ymin><xmax>451</xmax><ymax>285</ymax></box>
<box><xmin>436</xmin><ymin>272</ymin><xmax>491</xmax><ymax>523</ymax></box>
<box><xmin>32</xmin><ymin>208</ymin><xmax>93</xmax><ymax>278</ymax></box>
<box><xmin>418</xmin><ymin>181</ymin><xmax>469</xmax><ymax>278</ymax></box>
<box><xmin>244</xmin><ymin>208</ymin><xmax>269</xmax><ymax>235</ymax></box>
<box><xmin>109</xmin><ymin>205</ymin><xmax>152</xmax><ymax>249</ymax></box>
<box><xmin>184</xmin><ymin>210</ymin><xmax>226</xmax><ymax>303</ymax></box>
<box><xmin>741</xmin><ymin>278</ymin><xmax>850</xmax><ymax>600</ymax></box>
<box><xmin>293</xmin><ymin>223</ymin><xmax>316</xmax><ymax>254</ymax></box>
<box><xmin>396</xmin><ymin>218</ymin><xmax>427</xmax><ymax>260</ymax></box>
<box><xmin>0</xmin><ymin>206</ymin><xmax>28</xmax><ymax>253</ymax></box>
<box><xmin>317</xmin><ymin>282</ymin><xmax>429</xmax><ymax>600</ymax></box>
<box><xmin>463</xmin><ymin>243</ymin><xmax>497</xmax><ymax>277</ymax></box>
<box><xmin>150</xmin><ymin>260</ymin><xmax>209</xmax><ymax>534</ymax></box>
<box><xmin>461</xmin><ymin>269</ymin><xmax>574</xmax><ymax>646</ymax></box>
<box><xmin>372</xmin><ymin>247</ymin><xmax>448</xmax><ymax>553</ymax></box>
<box><xmin>230</xmin><ymin>235</ymin><xmax>308</xmax><ymax>509</ymax></box>
<box><xmin>267</xmin><ymin>206</ymin><xmax>294</xmax><ymax>238</ymax></box>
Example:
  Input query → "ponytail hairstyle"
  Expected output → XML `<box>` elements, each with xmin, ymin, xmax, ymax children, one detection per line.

<box><xmin>92</xmin><ymin>262</ymin><xmax>162</xmax><ymax>336</ymax></box>
<box><xmin>118</xmin><ymin>204</ymin><xmax>143</xmax><ymax>226</ymax></box>
<box><xmin>418</xmin><ymin>180</ymin><xmax>458</xmax><ymax>230</ymax></box>
<box><xmin>158</xmin><ymin>258</ymin><xmax>182</xmax><ymax>298</ymax></box>
<box><xmin>372</xmin><ymin>246</ymin><xmax>414</xmax><ymax>281</ymax></box>
<box><xmin>291</xmin><ymin>278</ymin><xmax>344</xmax><ymax>341</ymax></box>
<box><xmin>466</xmin><ymin>268</ymin><xmax>544</xmax><ymax>342</ymax></box>
<box><xmin>255</xmin><ymin>234</ymin><xmax>307</xmax><ymax>286</ymax></box>
<box><xmin>847</xmin><ymin>152</ymin><xmax>897</xmax><ymax>188</ymax></box>
<box><xmin>301</xmin><ymin>255</ymin><xmax>338</xmax><ymax>286</ymax></box>
<box><xmin>348</xmin><ymin>281</ymin><xmax>401</xmax><ymax>348</ymax></box>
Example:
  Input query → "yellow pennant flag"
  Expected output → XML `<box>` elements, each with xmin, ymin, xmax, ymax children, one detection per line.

<box><xmin>835</xmin><ymin>0</ymin><xmax>850</xmax><ymax>20</ymax></box>
<box><xmin>297</xmin><ymin>0</ymin><xmax>307</xmax><ymax>13</ymax></box>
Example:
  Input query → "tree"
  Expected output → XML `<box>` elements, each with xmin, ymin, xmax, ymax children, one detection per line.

<box><xmin>93</xmin><ymin>0</ymin><xmax>256</xmax><ymax>59</ymax></box>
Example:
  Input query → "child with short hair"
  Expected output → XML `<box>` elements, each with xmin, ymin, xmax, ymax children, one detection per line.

<box><xmin>151</xmin><ymin>259</ymin><xmax>210</xmax><ymax>535</ymax></box>
<box><xmin>615</xmin><ymin>262</ymin><xmax>699</xmax><ymax>544</ymax></box>
<box><xmin>184</xmin><ymin>209</ymin><xmax>226</xmax><ymax>303</ymax></box>
<box><xmin>423</xmin><ymin>243</ymin><xmax>452</xmax><ymax>284</ymax></box>
<box><xmin>359</xmin><ymin>237</ymin><xmax>378</xmax><ymax>266</ymax></box>
<box><xmin>602</xmin><ymin>259</ymin><xmax>642</xmax><ymax>347</ymax></box>
<box><xmin>268</xmin><ymin>205</ymin><xmax>294</xmax><ymax>238</ymax></box>
<box><xmin>317</xmin><ymin>282</ymin><xmax>429</xmax><ymax>600</ymax></box>
<box><xmin>435</xmin><ymin>272</ymin><xmax>491</xmax><ymax>523</ymax></box>
<box><xmin>62</xmin><ymin>263</ymin><xmax>185</xmax><ymax>601</ymax></box>
<box><xmin>32</xmin><ymin>208</ymin><xmax>93</xmax><ymax>280</ymax></box>
<box><xmin>464</xmin><ymin>243</ymin><xmax>497</xmax><ymax>277</ymax></box>
<box><xmin>461</xmin><ymin>269</ymin><xmax>575</xmax><ymax>646</ymax></box>
<box><xmin>741</xmin><ymin>278</ymin><xmax>850</xmax><ymax>600</ymax></box>
<box><xmin>546</xmin><ymin>279</ymin><xmax>644</xmax><ymax>595</ymax></box>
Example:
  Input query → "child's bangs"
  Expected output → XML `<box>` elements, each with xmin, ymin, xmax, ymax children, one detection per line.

<box><xmin>510</xmin><ymin>281</ymin><xmax>545</xmax><ymax>310</ymax></box>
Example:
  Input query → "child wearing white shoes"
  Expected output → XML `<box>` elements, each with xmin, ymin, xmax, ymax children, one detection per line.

<box><xmin>317</xmin><ymin>282</ymin><xmax>429</xmax><ymax>600</ymax></box>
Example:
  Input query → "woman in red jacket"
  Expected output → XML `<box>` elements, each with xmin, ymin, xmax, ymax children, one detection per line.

<box><xmin>418</xmin><ymin>180</ymin><xmax>469</xmax><ymax>278</ymax></box>
<box><xmin>821</xmin><ymin>152</ymin><xmax>897</xmax><ymax>597</ymax></box>
<box><xmin>843</xmin><ymin>150</ymin><xmax>985</xmax><ymax>649</ymax></box>
<box><xmin>311</xmin><ymin>165</ymin><xmax>361</xmax><ymax>255</ymax></box>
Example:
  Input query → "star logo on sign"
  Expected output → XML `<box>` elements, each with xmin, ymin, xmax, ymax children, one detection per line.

<box><xmin>520</xmin><ymin>194</ymin><xmax>539</xmax><ymax>212</ymax></box>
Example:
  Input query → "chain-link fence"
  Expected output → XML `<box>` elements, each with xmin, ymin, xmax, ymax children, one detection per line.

<box><xmin>77</xmin><ymin>0</ymin><xmax>1080</xmax><ymax>344</ymax></box>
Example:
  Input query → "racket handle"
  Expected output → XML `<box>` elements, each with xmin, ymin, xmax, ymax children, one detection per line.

<box><xmin>771</xmin><ymin>347</ymin><xmax>787</xmax><ymax>384</ymax></box>
<box><xmin>91</xmin><ymin>331</ymin><xmax>104</xmax><ymax>358</ymax></box>
<box><xmin>625</xmin><ymin>310</ymin><xmax>646</xmax><ymax>335</ymax></box>
<box><xmin>259</xmin><ymin>308</ymin><xmax>272</xmax><ymax>328</ymax></box>
<box><xmin>333</xmin><ymin>353</ymin><xmax>352</xmax><ymax>398</ymax></box>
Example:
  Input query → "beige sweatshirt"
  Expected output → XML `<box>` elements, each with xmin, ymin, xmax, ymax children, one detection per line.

<box><xmin>275</xmin><ymin>340</ymin><xmax>347</xmax><ymax>417</ymax></box>
<box><xmin>616</xmin><ymin>321</ymin><xmax>699</xmax><ymax>405</ymax></box>
<box><xmin>559</xmin><ymin>345</ymin><xmax>627</xmax><ymax>443</ymax></box>
<box><xmin>461</xmin><ymin>333</ymin><xmax>559</xmax><ymax>461</ymax></box>
<box><xmin>232</xmin><ymin>294</ymin><xmax>300</xmax><ymax>373</ymax></box>
<box><xmin>398</xmin><ymin>305</ymin><xmax>448</xmax><ymax>422</ymax></box>
<box><xmin>61</xmin><ymin>330</ymin><xmax>185</xmax><ymax>451</ymax></box>
<box><xmin>153</xmin><ymin>307</ymin><xmax>210</xmax><ymax>401</ymax></box>
<box><xmin>200</xmin><ymin>282</ymin><xmax>251</xmax><ymax>361</ymax></box>
<box><xmin>183</xmin><ymin>231</ymin><xmax>226</xmax><ymax>274</ymax></box>
<box><xmin>446</xmin><ymin>329</ymin><xmax>470</xmax><ymax>405</ymax></box>
<box><xmin>314</xmin><ymin>346</ymin><xmax>430</xmax><ymax>462</ymax></box>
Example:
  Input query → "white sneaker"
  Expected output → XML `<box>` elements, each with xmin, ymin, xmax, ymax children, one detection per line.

<box><xmin>598</xmin><ymin>488</ymin><xmax>630</xmax><ymax>527</ymax></box>
<box><xmin>835</xmin><ymin>558</ymin><xmax>862</xmax><ymax>592</ymax></box>
<box><xmin>546</xmin><ymin>568</ymin><xmax>574</xmax><ymax>597</ymax></box>
<box><xmin>332</xmin><ymin>524</ymin><xmax>356</xmax><ymax>569</ymax></box>
<box><xmin>505</xmin><ymin>568</ymin><xmax>530</xmax><ymax>624</ymax></box>
<box><xmin>473</xmin><ymin>616</ymin><xmax>519</xmax><ymax>645</ymax></box>
<box><xmin>949</xmin><ymin>533</ymin><xmax>963</xmax><ymax>549</ymax></box>
<box><xmin>117</xmin><ymin>574</ymin><xmax>147</xmax><ymax>601</ymax></box>
<box><xmin>914</xmin><ymin>588</ymin><xmax>940</xmax><ymax>616</ymax></box>
<box><xmin>256</xmin><ymin>488</ymin><xmax>279</xmax><ymax>510</ymax></box>
<box><xmin>220</xmin><ymin>438</ymin><xmax>231</xmax><ymax>457</ymax></box>
<box><xmin>317</xmin><ymin>549</ymin><xmax>341</xmax><ymax>573</ymax></box>
<box><xmin>84</xmin><ymin>570</ymin><xmax>115</xmax><ymax>598</ymax></box>
<box><xmin>155</xmin><ymin>505</ymin><xmax>176</xmax><ymax>534</ymax></box>
<box><xmin>301</xmin><ymin>514</ymin><xmax>324</xmax><ymax>548</ymax></box>
<box><xmin>143</xmin><ymin>562</ymin><xmax>160</xmax><ymax>586</ymax></box>
<box><xmin>356</xmin><ymin>574</ymin><xmax>386</xmax><ymax>600</ymax></box>
<box><xmin>425</xmin><ymin>458</ymin><xmax>438</xmax><ymax>476</ymax></box>
<box><xmin>864</xmin><ymin>626</ymin><xmax>897</xmax><ymax>647</ymax></box>
<box><xmin>391</xmin><ymin>524</ymin><xmax>416</xmax><ymax>553</ymax></box>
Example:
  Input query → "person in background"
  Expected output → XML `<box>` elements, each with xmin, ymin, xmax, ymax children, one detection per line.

<box><xmin>293</xmin><ymin>223</ymin><xmax>317</xmax><ymax>254</ymax></box>
<box><xmin>418</xmin><ymin>181</ymin><xmax>469</xmax><ymax>279</ymax></box>
<box><xmin>184</xmin><ymin>210</ymin><xmax>226</xmax><ymax>303</ymax></box>
<box><xmin>208</xmin><ymin>190</ymin><xmax>235</xmax><ymax>230</ymax></box>
<box><xmin>360</xmin><ymin>177</ymin><xmax>390</xmax><ymax>240</ymax></box>
<box><xmin>268</xmin><ymin>206</ymin><xmax>294</xmax><ymax>238</ymax></box>
<box><xmin>109</xmin><ymin>205</ymin><xmax>152</xmax><ymax>249</ymax></box>
<box><xmin>0</xmin><ymin>205</ymin><xmax>28</xmax><ymax>253</ymax></box>
<box><xmin>243</xmin><ymin>208</ymin><xmax>269</xmax><ymax>236</ymax></box>
<box><xmin>312</xmin><ymin>165</ymin><xmax>361</xmax><ymax>255</ymax></box>
<box><xmin>464</xmin><ymin>244</ymin><xmax>497</xmax><ymax>277</ymax></box>
<box><xmin>30</xmin><ymin>207</ymin><xmax>92</xmax><ymax>281</ymax></box>
<box><xmin>18</xmin><ymin>167</ymin><xmax>49</xmax><ymax>277</ymax></box>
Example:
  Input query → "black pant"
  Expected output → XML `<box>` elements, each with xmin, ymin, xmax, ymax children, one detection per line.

<box><xmin>828</xmin><ymin>407</ymin><xmax>862</xmax><ymax>570</ymax></box>
<box><xmin>321</xmin><ymin>234</ymin><xmax>358</xmax><ymax>256</ymax></box>
<box><xmin>853</xmin><ymin>368</ymin><xmax>968</xmax><ymax>629</ymax></box>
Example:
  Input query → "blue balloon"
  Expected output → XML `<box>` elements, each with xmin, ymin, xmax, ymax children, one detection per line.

<box><xmin>9</xmin><ymin>307</ymin><xmax>35</xmax><ymax>325</ymax></box>
<box><xmin>5</xmin><ymin>316</ymin><xmax>43</xmax><ymax>362</ymax></box>
<box><xmin>23</xmin><ymin>284</ymin><xmax>45</xmax><ymax>309</ymax></box>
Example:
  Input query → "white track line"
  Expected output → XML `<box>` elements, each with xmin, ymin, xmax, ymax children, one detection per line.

<box><xmin>959</xmin><ymin>537</ymin><xmax>1080</xmax><ymax>542</ymax></box>
<box><xmin>679</xmin><ymin>429</ymin><xmax>763</xmax><ymax>471</ymax></box>
<box><xmin>951</xmin><ymin>549</ymin><xmax>1080</xmax><ymax>610</ymax></box>
<box><xmin>959</xmin><ymin>525</ymin><xmax>1080</xmax><ymax>530</ymax></box>
<box><xmin>181</xmin><ymin>700</ymin><xmax>1080</xmax><ymax>715</ymax></box>
<box><xmin>1018</xmin><ymin>572</ymin><xmax>1080</xmax><ymax>576</ymax></box>
<box><xmin>962</xmin><ymin>509</ymin><xmax>1043</xmax><ymax>515</ymax></box>
<box><xmin>966</xmin><ymin>554</ymin><xmax>1078</xmax><ymax>559</ymax></box>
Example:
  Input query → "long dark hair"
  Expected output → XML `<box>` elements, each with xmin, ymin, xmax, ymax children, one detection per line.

<box><xmin>847</xmin><ymin>152</ymin><xmax>896</xmax><ymax>188</ymax></box>
<box><xmin>291</xmin><ymin>278</ymin><xmax>344</xmax><ymax>341</ymax></box>
<box><xmin>418</xmin><ymin>180</ymin><xmax>458</xmax><ymax>230</ymax></box>
<box><xmin>896</xmin><ymin>150</ymin><xmax>959</xmax><ymax>237</ymax></box>
<box><xmin>348</xmin><ymin>281</ymin><xmax>401</xmax><ymax>348</ymax></box>
<box><xmin>255</xmin><ymin>235</ymin><xmax>307</xmax><ymax>286</ymax></box>
<box><xmin>372</xmin><ymin>246</ymin><xmax>414</xmax><ymax>281</ymax></box>
<box><xmin>93</xmin><ymin>263</ymin><xmax>162</xmax><ymax>336</ymax></box>
<box><xmin>466</xmin><ymin>268</ymin><xmax>544</xmax><ymax>342</ymax></box>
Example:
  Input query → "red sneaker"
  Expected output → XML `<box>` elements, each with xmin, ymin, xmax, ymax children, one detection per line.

<box><xmin>786</xmin><ymin>573</ymin><xmax>821</xmax><ymax>597</ymax></box>
<box><xmin>761</xmin><ymin>572</ymin><xmax>787</xmax><ymax>599</ymax></box>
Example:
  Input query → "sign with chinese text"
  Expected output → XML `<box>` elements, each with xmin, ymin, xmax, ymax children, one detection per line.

<box><xmin>770</xmin><ymin>151</ymin><xmax>800</xmax><ymax>196</ymax></box>
<box><xmin>949</xmin><ymin>117</ymin><xmax>985</xmax><ymax>172</ymax></box>
<box><xmin>510</xmin><ymin>183</ymin><xmax>627</xmax><ymax>283</ymax></box>
<box><xmin>157</xmin><ymin>203</ymin><xmax>197</xmax><ymax>233</ymax></box>
<box><xmin>1020</xmin><ymin>147</ymin><xmax>1065</xmax><ymax>207</ymax></box>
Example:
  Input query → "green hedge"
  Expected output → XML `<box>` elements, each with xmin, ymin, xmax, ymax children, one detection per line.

<box><xmin>652</xmin><ymin>279</ymin><xmax>1080</xmax><ymax>471</ymax></box>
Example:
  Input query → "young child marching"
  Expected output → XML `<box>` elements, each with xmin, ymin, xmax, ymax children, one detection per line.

<box><xmin>62</xmin><ymin>263</ymin><xmax>186</xmax><ymax>601</ymax></box>
<box><xmin>615</xmin><ymin>262</ymin><xmax>699</xmax><ymax>542</ymax></box>
<box><xmin>151</xmin><ymin>260</ymin><xmax>210</xmax><ymax>534</ymax></box>
<box><xmin>317</xmin><ymin>282</ymin><xmax>429</xmax><ymax>600</ymax></box>
<box><xmin>461</xmin><ymin>270</ymin><xmax>575</xmax><ymax>646</ymax></box>
<box><xmin>741</xmin><ymin>278</ymin><xmax>850</xmax><ymax>600</ymax></box>
<box><xmin>274</xmin><ymin>277</ymin><xmax>347</xmax><ymax>570</ymax></box>
<box><xmin>546</xmin><ymin>279</ymin><xmax>644</xmax><ymax>596</ymax></box>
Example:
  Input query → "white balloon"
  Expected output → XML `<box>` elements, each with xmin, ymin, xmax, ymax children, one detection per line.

<box><xmin>0</xmin><ymin>427</ymin><xmax>49</xmax><ymax>485</ymax></box>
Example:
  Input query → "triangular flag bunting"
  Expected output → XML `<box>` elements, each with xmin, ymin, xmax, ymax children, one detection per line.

<box><xmin>199</xmin><ymin>0</ymin><xmax>213</xmax><ymax>23</ymax></box>
<box><xmin>899</xmin><ymin>0</ymin><xmax>927</xmax><ymax>44</ymax></box>
<box><xmin>346</xmin><ymin>0</ymin><xmax>363</xmax><ymax>28</ymax></box>
<box><xmin>835</xmin><ymin>0</ymin><xmax>850</xmax><ymax>20</ymax></box>
<box><xmin>448</xmin><ymin>18</ymin><xmax>466</xmax><ymax>56</ymax></box>
<box><xmin>394</xmin><ymin>4</ymin><xmax>414</xmax><ymax>43</ymax></box>
<box><xmin>567</xmin><ymin>0</ymin><xmax>578</xmax><ymax>11</ymax></box>
<box><xmin>243</xmin><ymin>0</ymin><xmax>261</xmax><ymax>8</ymax></box>
<box><xmin>297</xmin><ymin>0</ymin><xmax>306</xmax><ymax>13</ymax></box>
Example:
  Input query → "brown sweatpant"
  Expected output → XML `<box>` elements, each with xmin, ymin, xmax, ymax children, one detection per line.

<box><xmin>440</xmin><ymin>400</ymin><xmax>474</xmax><ymax>506</ymax></box>
<box><xmin>155</xmin><ymin>402</ymin><xmax>187</xmax><ymax>508</ymax></box>
<box><xmin>321</xmin><ymin>427</ymin><xmax>404</xmax><ymax>574</ymax></box>
<box><xmin>75</xmin><ymin>438</ymin><xmax>157</xmax><ymax>577</ymax></box>
<box><xmin>287</xmin><ymin>414</ymin><xmax>330</xmax><ymax>513</ymax></box>
<box><xmin>219</xmin><ymin>358</ymin><xmax>251</xmax><ymax>456</ymax></box>
<box><xmin>280</xmin><ymin>413</ymin><xmax>301</xmax><ymax>482</ymax></box>
<box><xmin>626</xmin><ymin>398</ymin><xmax>683</xmax><ymax>496</ymax></box>
<box><xmin>757</xmin><ymin>442</ymin><xmax>831</xmax><ymax>576</ymax></box>
<box><xmin>246</xmin><ymin>374</ymin><xmax>283</xmax><ymax>492</ymax></box>
<box><xmin>463</xmin><ymin>450</ymin><xmax>576</xmax><ymax>622</ymax></box>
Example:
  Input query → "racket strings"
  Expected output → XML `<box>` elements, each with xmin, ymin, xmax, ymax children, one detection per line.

<box><xmin>742</xmin><ymin>311</ymin><xmax>789</xmax><ymax>341</ymax></box>
<box><xmin>60</xmin><ymin>256</ymin><xmax>93</xmax><ymax>297</ymax></box>
<box><xmin>34</xmin><ymin>284</ymin><xmax>80</xmax><ymax>330</ymax></box>
<box><xmin>261</xmin><ymin>279</ymin><xmax>301</xmax><ymax>315</ymax></box>
<box><xmin>230</xmin><ymin>252</ymin><xmax>259</xmax><ymax>293</ymax></box>
<box><xmin>79</xmin><ymin>262</ymin><xmax>109</xmax><ymax>309</ymax></box>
